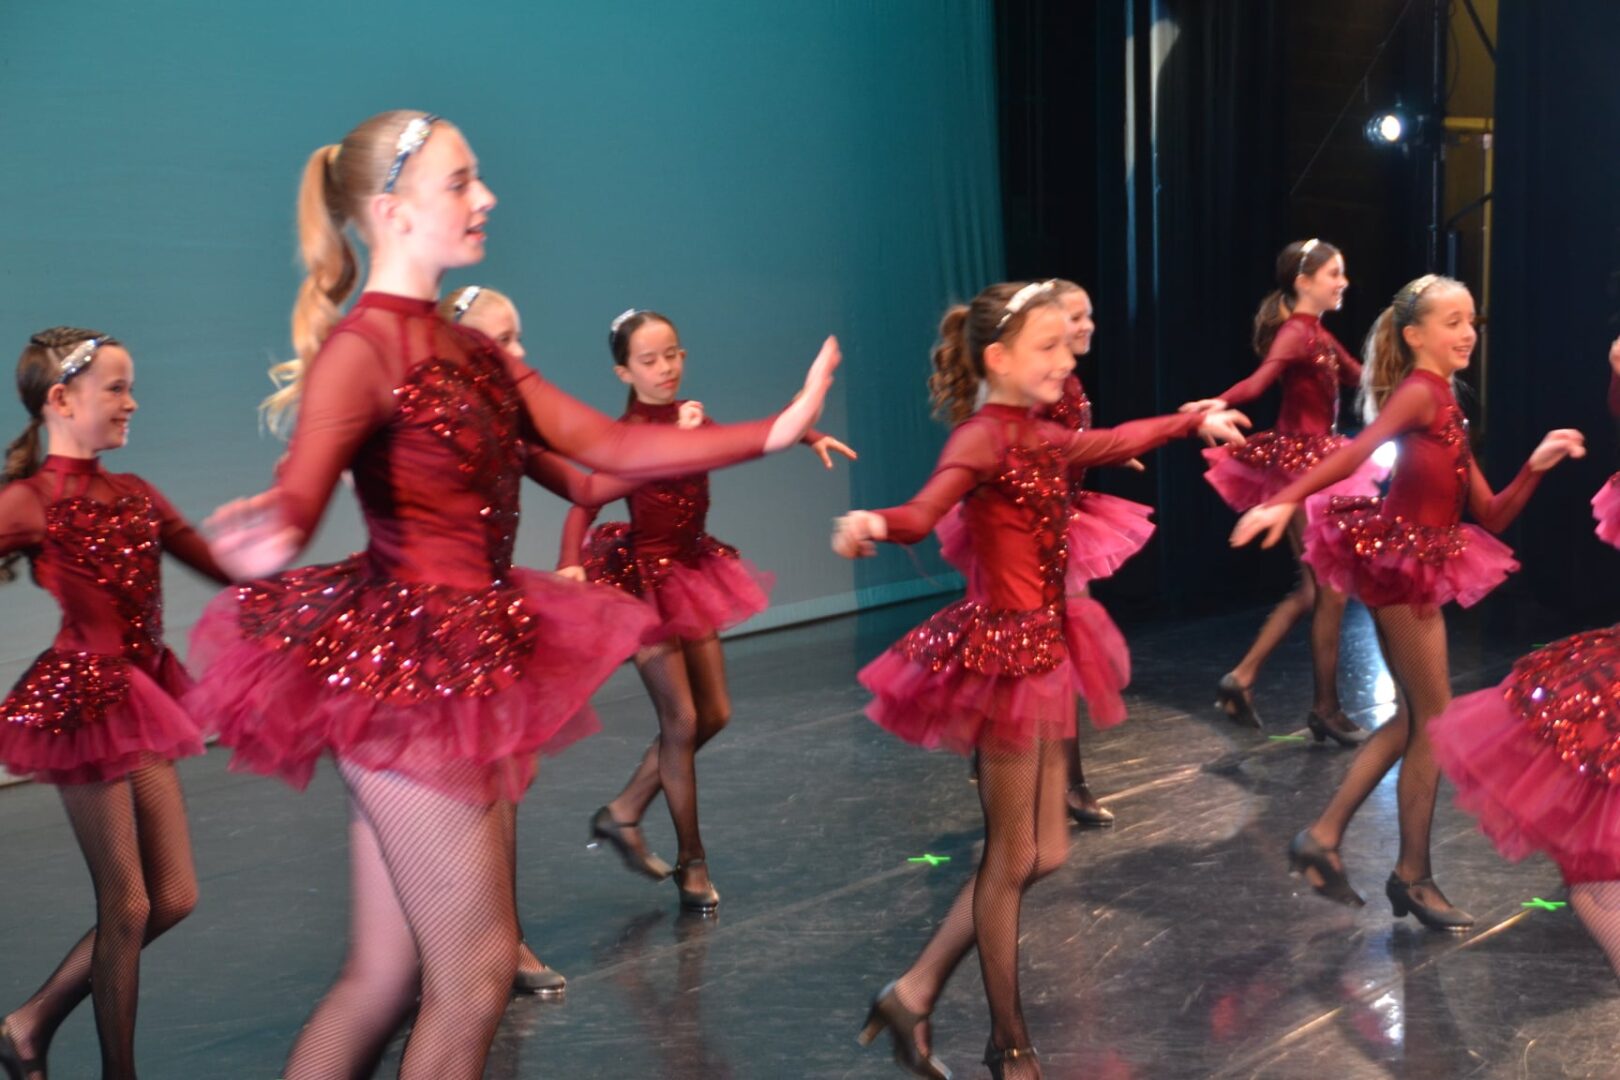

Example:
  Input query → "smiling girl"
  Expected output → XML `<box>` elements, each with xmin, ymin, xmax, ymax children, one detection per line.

<box><xmin>1232</xmin><ymin>275</ymin><xmax>1584</xmax><ymax>930</ymax></box>
<box><xmin>839</xmin><ymin>281</ymin><xmax>1247</xmax><ymax>1079</ymax></box>
<box><xmin>0</xmin><ymin>330</ymin><xmax>229</xmax><ymax>1080</ymax></box>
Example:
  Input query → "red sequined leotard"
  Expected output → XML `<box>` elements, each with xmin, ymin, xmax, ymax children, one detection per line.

<box><xmin>860</xmin><ymin>404</ymin><xmax>1203</xmax><ymax>753</ymax></box>
<box><xmin>553</xmin><ymin>399</ymin><xmax>776</xmax><ymax>641</ymax></box>
<box><xmin>189</xmin><ymin>292</ymin><xmax>779</xmax><ymax>804</ymax></box>
<box><xmin>1432</xmin><ymin>370</ymin><xmax>1620</xmax><ymax>883</ymax></box>
<box><xmin>938</xmin><ymin>374</ymin><xmax>1157</xmax><ymax>590</ymax></box>
<box><xmin>0</xmin><ymin>456</ymin><xmax>227</xmax><ymax>784</ymax></box>
<box><xmin>1203</xmin><ymin>312</ymin><xmax>1382</xmax><ymax>511</ymax></box>
<box><xmin>1269</xmin><ymin>368</ymin><xmax>1541</xmax><ymax>609</ymax></box>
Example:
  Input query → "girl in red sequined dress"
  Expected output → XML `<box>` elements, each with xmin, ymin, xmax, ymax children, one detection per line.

<box><xmin>938</xmin><ymin>281</ymin><xmax>1154</xmax><ymax>826</ymax></box>
<box><xmin>550</xmin><ymin>309</ymin><xmax>853</xmax><ymax>913</ymax></box>
<box><xmin>1194</xmin><ymin>240</ymin><xmax>1383</xmax><ymax>744</ymax></box>
<box><xmin>838</xmin><ymin>282</ymin><xmax>1249</xmax><ymax>1080</ymax></box>
<box><xmin>1232</xmin><ymin>275</ymin><xmax>1585</xmax><ymax>932</ymax></box>
<box><xmin>0</xmin><ymin>330</ymin><xmax>229</xmax><ymax>1080</ymax></box>
<box><xmin>1430</xmin><ymin>347</ymin><xmax>1620</xmax><ymax>974</ymax></box>
<box><xmin>187</xmin><ymin>111</ymin><xmax>838</xmax><ymax>1080</ymax></box>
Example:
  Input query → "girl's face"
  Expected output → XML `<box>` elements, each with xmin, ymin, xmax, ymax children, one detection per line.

<box><xmin>1296</xmin><ymin>253</ymin><xmax>1348</xmax><ymax>313</ymax></box>
<box><xmin>1403</xmin><ymin>286</ymin><xmax>1477</xmax><ymax>374</ymax></box>
<box><xmin>616</xmin><ymin>320</ymin><xmax>685</xmax><ymax>405</ymax></box>
<box><xmin>48</xmin><ymin>346</ymin><xmax>137</xmax><ymax>453</ymax></box>
<box><xmin>985</xmin><ymin>304</ymin><xmax>1074</xmax><ymax>409</ymax></box>
<box><xmin>1059</xmin><ymin>288</ymin><xmax>1095</xmax><ymax>357</ymax></box>
<box><xmin>386</xmin><ymin>125</ymin><xmax>496</xmax><ymax>272</ymax></box>
<box><xmin>463</xmin><ymin>295</ymin><xmax>524</xmax><ymax>362</ymax></box>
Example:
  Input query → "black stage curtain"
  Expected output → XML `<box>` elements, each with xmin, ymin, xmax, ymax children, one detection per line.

<box><xmin>1488</xmin><ymin>0</ymin><xmax>1620</xmax><ymax>617</ymax></box>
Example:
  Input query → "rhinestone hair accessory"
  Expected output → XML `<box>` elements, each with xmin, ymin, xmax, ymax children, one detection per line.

<box><xmin>1394</xmin><ymin>274</ymin><xmax>1442</xmax><ymax>321</ymax></box>
<box><xmin>1297</xmin><ymin>238</ymin><xmax>1320</xmax><ymax>274</ymax></box>
<box><xmin>609</xmin><ymin>308</ymin><xmax>642</xmax><ymax>336</ymax></box>
<box><xmin>993</xmin><ymin>281</ymin><xmax>1056</xmax><ymax>337</ymax></box>
<box><xmin>55</xmin><ymin>338</ymin><xmax>103</xmax><ymax>385</ymax></box>
<box><xmin>452</xmin><ymin>286</ymin><xmax>483</xmax><ymax>322</ymax></box>
<box><xmin>382</xmin><ymin>114</ymin><xmax>439</xmax><ymax>194</ymax></box>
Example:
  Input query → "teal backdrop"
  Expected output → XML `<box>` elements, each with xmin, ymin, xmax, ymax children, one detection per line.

<box><xmin>0</xmin><ymin>1</ymin><xmax>1004</xmax><ymax>691</ymax></box>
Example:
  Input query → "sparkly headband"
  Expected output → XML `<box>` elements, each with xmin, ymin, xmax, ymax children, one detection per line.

<box><xmin>609</xmin><ymin>308</ymin><xmax>641</xmax><ymax>336</ymax></box>
<box><xmin>451</xmin><ymin>286</ymin><xmax>483</xmax><ymax>322</ymax></box>
<box><xmin>382</xmin><ymin>114</ymin><xmax>439</xmax><ymax>194</ymax></box>
<box><xmin>1297</xmin><ymin>238</ymin><xmax>1320</xmax><ymax>275</ymax></box>
<box><xmin>1393</xmin><ymin>274</ymin><xmax>1441</xmax><ymax>320</ymax></box>
<box><xmin>993</xmin><ymin>281</ymin><xmax>1056</xmax><ymax>337</ymax></box>
<box><xmin>55</xmin><ymin>337</ymin><xmax>102</xmax><ymax>384</ymax></box>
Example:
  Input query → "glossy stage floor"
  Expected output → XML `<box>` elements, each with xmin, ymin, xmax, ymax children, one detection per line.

<box><xmin>3</xmin><ymin>592</ymin><xmax>1617</xmax><ymax>1078</ymax></box>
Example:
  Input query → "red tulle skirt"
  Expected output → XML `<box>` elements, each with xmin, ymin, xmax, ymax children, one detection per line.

<box><xmin>1300</xmin><ymin>496</ymin><xmax>1518</xmax><ymax>610</ymax></box>
<box><xmin>583</xmin><ymin>522</ymin><xmax>773</xmax><ymax>641</ymax></box>
<box><xmin>937</xmin><ymin>491</ymin><xmax>1155</xmax><ymax>593</ymax></box>
<box><xmin>189</xmin><ymin>558</ymin><xmax>657</xmax><ymax>805</ymax></box>
<box><xmin>1594</xmin><ymin>474</ymin><xmax>1620</xmax><ymax>550</ymax></box>
<box><xmin>0</xmin><ymin>647</ymin><xmax>203</xmax><ymax>785</ymax></box>
<box><xmin>1202</xmin><ymin>430</ymin><xmax>1385</xmax><ymax>514</ymax></box>
<box><xmin>1432</xmin><ymin>625</ymin><xmax>1620</xmax><ymax>883</ymax></box>
<box><xmin>859</xmin><ymin>594</ymin><xmax>1129</xmax><ymax>756</ymax></box>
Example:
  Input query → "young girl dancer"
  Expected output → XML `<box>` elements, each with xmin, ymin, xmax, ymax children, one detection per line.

<box><xmin>1232</xmin><ymin>275</ymin><xmax>1584</xmax><ymax>930</ymax></box>
<box><xmin>1430</xmin><ymin>343</ymin><xmax>1620</xmax><ymax>972</ymax></box>
<box><xmin>937</xmin><ymin>280</ymin><xmax>1154</xmax><ymax>825</ymax></box>
<box><xmin>556</xmin><ymin>308</ymin><xmax>854</xmax><ymax>912</ymax></box>
<box><xmin>0</xmin><ymin>329</ymin><xmax>227</xmax><ymax>1080</ymax></box>
<box><xmin>838</xmin><ymin>281</ymin><xmax>1249</xmax><ymax>1079</ymax></box>
<box><xmin>1198</xmin><ymin>241</ymin><xmax>1382</xmax><ymax>743</ymax></box>
<box><xmin>188</xmin><ymin>110</ymin><xmax>838</xmax><ymax>1080</ymax></box>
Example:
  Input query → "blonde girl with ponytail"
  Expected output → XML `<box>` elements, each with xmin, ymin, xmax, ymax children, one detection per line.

<box><xmin>1233</xmin><ymin>275</ymin><xmax>1585</xmax><ymax>931</ymax></box>
<box><xmin>185</xmin><ymin>110</ymin><xmax>839</xmax><ymax>1079</ymax></box>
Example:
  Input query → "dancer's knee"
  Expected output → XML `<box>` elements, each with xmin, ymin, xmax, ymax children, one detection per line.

<box><xmin>147</xmin><ymin>876</ymin><xmax>198</xmax><ymax>937</ymax></box>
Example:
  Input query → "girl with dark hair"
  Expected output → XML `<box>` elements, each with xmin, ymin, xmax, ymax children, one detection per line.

<box><xmin>0</xmin><ymin>329</ymin><xmax>228</xmax><ymax>1080</ymax></box>
<box><xmin>841</xmin><ymin>281</ymin><xmax>1248</xmax><ymax>1079</ymax></box>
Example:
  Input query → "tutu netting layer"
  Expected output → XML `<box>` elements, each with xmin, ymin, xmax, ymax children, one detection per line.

<box><xmin>1594</xmin><ymin>474</ymin><xmax>1620</xmax><ymax>550</ymax></box>
<box><xmin>1432</xmin><ymin>626</ymin><xmax>1620</xmax><ymax>883</ymax></box>
<box><xmin>583</xmin><ymin>521</ymin><xmax>773</xmax><ymax>640</ymax></box>
<box><xmin>1202</xmin><ymin>432</ymin><xmax>1384</xmax><ymax>513</ymax></box>
<box><xmin>1300</xmin><ymin>495</ymin><xmax>1518</xmax><ymax>610</ymax></box>
<box><xmin>937</xmin><ymin>492</ymin><xmax>1155</xmax><ymax>591</ymax></box>
<box><xmin>189</xmin><ymin>557</ymin><xmax>657</xmax><ymax>804</ymax></box>
<box><xmin>0</xmin><ymin>648</ymin><xmax>202</xmax><ymax>785</ymax></box>
<box><xmin>859</xmin><ymin>594</ymin><xmax>1129</xmax><ymax>755</ymax></box>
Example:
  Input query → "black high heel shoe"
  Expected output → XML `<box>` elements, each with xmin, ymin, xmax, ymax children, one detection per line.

<box><xmin>1386</xmin><ymin>874</ymin><xmax>1474</xmax><ymax>932</ymax></box>
<box><xmin>1287</xmin><ymin>830</ymin><xmax>1365</xmax><ymax>907</ymax></box>
<box><xmin>1215</xmin><ymin>674</ymin><xmax>1261</xmax><ymax>729</ymax></box>
<box><xmin>674</xmin><ymin>857</ymin><xmax>720</xmax><ymax>913</ymax></box>
<box><xmin>856</xmin><ymin>982</ymin><xmax>951</xmax><ymax>1079</ymax></box>
<box><xmin>1306</xmin><ymin>710</ymin><xmax>1370</xmax><ymax>747</ymax></box>
<box><xmin>984</xmin><ymin>1040</ymin><xmax>1039</xmax><ymax>1079</ymax></box>
<box><xmin>1066</xmin><ymin>784</ymin><xmax>1115</xmax><ymax>828</ymax></box>
<box><xmin>587</xmin><ymin>807</ymin><xmax>673</xmax><ymax>880</ymax></box>
<box><xmin>0</xmin><ymin>1025</ymin><xmax>43</xmax><ymax>1080</ymax></box>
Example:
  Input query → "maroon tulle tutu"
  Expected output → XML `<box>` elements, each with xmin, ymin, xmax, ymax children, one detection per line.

<box><xmin>1594</xmin><ymin>474</ymin><xmax>1620</xmax><ymax>551</ymax></box>
<box><xmin>1300</xmin><ymin>495</ymin><xmax>1518</xmax><ymax>610</ymax></box>
<box><xmin>1432</xmin><ymin>626</ymin><xmax>1620</xmax><ymax>883</ymax></box>
<box><xmin>0</xmin><ymin>648</ymin><xmax>203</xmax><ymax>785</ymax></box>
<box><xmin>582</xmin><ymin>521</ymin><xmax>773</xmax><ymax>641</ymax></box>
<box><xmin>859</xmin><ymin>594</ymin><xmax>1129</xmax><ymax>756</ymax></box>
<box><xmin>189</xmin><ymin>558</ymin><xmax>657</xmax><ymax>804</ymax></box>
<box><xmin>1202</xmin><ymin>432</ymin><xmax>1385</xmax><ymax>514</ymax></box>
<box><xmin>938</xmin><ymin>492</ymin><xmax>1155</xmax><ymax>592</ymax></box>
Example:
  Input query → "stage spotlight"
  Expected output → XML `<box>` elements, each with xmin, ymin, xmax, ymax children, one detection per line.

<box><xmin>1365</xmin><ymin>110</ymin><xmax>1410</xmax><ymax>145</ymax></box>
